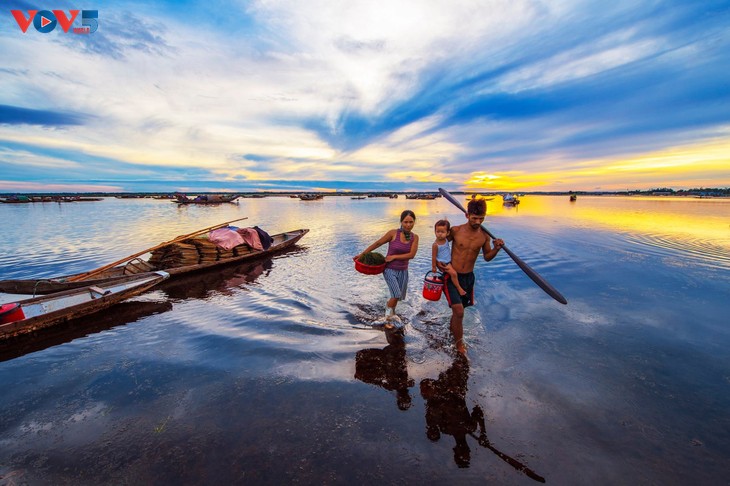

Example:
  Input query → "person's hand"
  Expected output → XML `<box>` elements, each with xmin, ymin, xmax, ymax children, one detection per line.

<box><xmin>353</xmin><ymin>254</ymin><xmax>362</xmax><ymax>261</ymax></box>
<box><xmin>431</xmin><ymin>266</ymin><xmax>437</xmax><ymax>273</ymax></box>
<box><xmin>493</xmin><ymin>238</ymin><xmax>504</xmax><ymax>249</ymax></box>
<box><xmin>385</xmin><ymin>255</ymin><xmax>395</xmax><ymax>263</ymax></box>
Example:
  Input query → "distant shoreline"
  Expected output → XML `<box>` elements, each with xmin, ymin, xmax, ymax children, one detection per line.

<box><xmin>1</xmin><ymin>190</ymin><xmax>729</xmax><ymax>198</ymax></box>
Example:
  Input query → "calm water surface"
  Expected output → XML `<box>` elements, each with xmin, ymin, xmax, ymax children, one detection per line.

<box><xmin>0</xmin><ymin>195</ymin><xmax>728</xmax><ymax>484</ymax></box>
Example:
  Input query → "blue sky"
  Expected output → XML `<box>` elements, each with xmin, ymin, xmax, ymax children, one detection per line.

<box><xmin>1</xmin><ymin>0</ymin><xmax>729</xmax><ymax>193</ymax></box>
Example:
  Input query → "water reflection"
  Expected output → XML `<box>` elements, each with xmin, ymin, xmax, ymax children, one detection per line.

<box><xmin>354</xmin><ymin>328</ymin><xmax>414</xmax><ymax>411</ymax></box>
<box><xmin>515</xmin><ymin>196</ymin><xmax>729</xmax><ymax>252</ymax></box>
<box><xmin>420</xmin><ymin>356</ymin><xmax>545</xmax><ymax>481</ymax></box>
<box><xmin>420</xmin><ymin>356</ymin><xmax>481</xmax><ymax>467</ymax></box>
<box><xmin>0</xmin><ymin>300</ymin><xmax>172</xmax><ymax>363</ymax></box>
<box><xmin>159</xmin><ymin>256</ymin><xmax>277</xmax><ymax>300</ymax></box>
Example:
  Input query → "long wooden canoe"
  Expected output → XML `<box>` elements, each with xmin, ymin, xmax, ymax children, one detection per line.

<box><xmin>0</xmin><ymin>229</ymin><xmax>308</xmax><ymax>295</ymax></box>
<box><xmin>0</xmin><ymin>271</ymin><xmax>169</xmax><ymax>340</ymax></box>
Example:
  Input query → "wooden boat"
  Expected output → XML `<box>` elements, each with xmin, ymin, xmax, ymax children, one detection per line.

<box><xmin>0</xmin><ymin>271</ymin><xmax>169</xmax><ymax>341</ymax></box>
<box><xmin>174</xmin><ymin>194</ymin><xmax>240</xmax><ymax>204</ymax></box>
<box><xmin>502</xmin><ymin>194</ymin><xmax>520</xmax><ymax>206</ymax></box>
<box><xmin>299</xmin><ymin>194</ymin><xmax>323</xmax><ymax>200</ymax></box>
<box><xmin>351</xmin><ymin>196</ymin><xmax>366</xmax><ymax>200</ymax></box>
<box><xmin>0</xmin><ymin>229</ymin><xmax>309</xmax><ymax>295</ymax></box>
<box><xmin>569</xmin><ymin>194</ymin><xmax>577</xmax><ymax>201</ymax></box>
<box><xmin>0</xmin><ymin>195</ymin><xmax>31</xmax><ymax>203</ymax></box>
<box><xmin>0</xmin><ymin>300</ymin><xmax>173</xmax><ymax>362</ymax></box>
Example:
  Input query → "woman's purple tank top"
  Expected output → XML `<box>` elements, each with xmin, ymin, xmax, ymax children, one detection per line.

<box><xmin>386</xmin><ymin>229</ymin><xmax>413</xmax><ymax>271</ymax></box>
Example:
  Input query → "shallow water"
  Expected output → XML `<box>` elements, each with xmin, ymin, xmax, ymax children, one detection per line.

<box><xmin>0</xmin><ymin>195</ymin><xmax>728</xmax><ymax>484</ymax></box>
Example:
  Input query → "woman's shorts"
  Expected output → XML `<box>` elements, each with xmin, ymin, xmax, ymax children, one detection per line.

<box><xmin>383</xmin><ymin>268</ymin><xmax>408</xmax><ymax>299</ymax></box>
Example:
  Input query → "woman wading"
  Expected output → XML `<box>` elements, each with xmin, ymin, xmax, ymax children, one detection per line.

<box><xmin>355</xmin><ymin>210</ymin><xmax>419</xmax><ymax>327</ymax></box>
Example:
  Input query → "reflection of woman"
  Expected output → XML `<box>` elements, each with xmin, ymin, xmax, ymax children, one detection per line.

<box><xmin>354</xmin><ymin>330</ymin><xmax>414</xmax><ymax>410</ymax></box>
<box><xmin>354</xmin><ymin>210</ymin><xmax>418</xmax><ymax>325</ymax></box>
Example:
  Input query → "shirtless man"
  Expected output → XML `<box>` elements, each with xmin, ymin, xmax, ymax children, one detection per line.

<box><xmin>445</xmin><ymin>199</ymin><xmax>504</xmax><ymax>355</ymax></box>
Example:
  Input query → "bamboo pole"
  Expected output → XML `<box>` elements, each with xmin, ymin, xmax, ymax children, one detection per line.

<box><xmin>67</xmin><ymin>217</ymin><xmax>248</xmax><ymax>282</ymax></box>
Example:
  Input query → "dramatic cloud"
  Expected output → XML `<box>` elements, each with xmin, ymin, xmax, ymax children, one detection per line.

<box><xmin>1</xmin><ymin>0</ymin><xmax>729</xmax><ymax>192</ymax></box>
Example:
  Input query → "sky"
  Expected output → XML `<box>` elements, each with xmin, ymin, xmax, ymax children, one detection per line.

<box><xmin>1</xmin><ymin>0</ymin><xmax>729</xmax><ymax>193</ymax></box>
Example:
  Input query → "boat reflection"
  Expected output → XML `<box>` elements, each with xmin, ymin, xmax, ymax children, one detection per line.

<box><xmin>354</xmin><ymin>328</ymin><xmax>414</xmax><ymax>411</ymax></box>
<box><xmin>420</xmin><ymin>356</ymin><xmax>545</xmax><ymax>481</ymax></box>
<box><xmin>0</xmin><ymin>300</ymin><xmax>172</xmax><ymax>363</ymax></box>
<box><xmin>158</xmin><ymin>251</ymin><xmax>299</xmax><ymax>300</ymax></box>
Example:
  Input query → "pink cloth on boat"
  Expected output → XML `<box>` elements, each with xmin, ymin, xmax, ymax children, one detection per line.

<box><xmin>236</xmin><ymin>227</ymin><xmax>263</xmax><ymax>250</ymax></box>
<box><xmin>209</xmin><ymin>228</ymin><xmax>245</xmax><ymax>250</ymax></box>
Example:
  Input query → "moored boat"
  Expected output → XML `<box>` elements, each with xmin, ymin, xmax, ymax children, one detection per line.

<box><xmin>0</xmin><ymin>229</ymin><xmax>309</xmax><ymax>295</ymax></box>
<box><xmin>502</xmin><ymin>194</ymin><xmax>520</xmax><ymax>206</ymax></box>
<box><xmin>0</xmin><ymin>195</ymin><xmax>31</xmax><ymax>203</ymax></box>
<box><xmin>0</xmin><ymin>271</ymin><xmax>169</xmax><ymax>340</ymax></box>
<box><xmin>174</xmin><ymin>193</ymin><xmax>240</xmax><ymax>204</ymax></box>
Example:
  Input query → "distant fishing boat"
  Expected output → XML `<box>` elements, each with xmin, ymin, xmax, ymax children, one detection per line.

<box><xmin>0</xmin><ymin>195</ymin><xmax>31</xmax><ymax>203</ymax></box>
<box><xmin>466</xmin><ymin>195</ymin><xmax>495</xmax><ymax>201</ymax></box>
<box><xmin>0</xmin><ymin>271</ymin><xmax>169</xmax><ymax>341</ymax></box>
<box><xmin>299</xmin><ymin>194</ymin><xmax>323</xmax><ymax>201</ymax></box>
<box><xmin>502</xmin><ymin>194</ymin><xmax>520</xmax><ymax>206</ymax></box>
<box><xmin>174</xmin><ymin>193</ymin><xmax>240</xmax><ymax>204</ymax></box>
<box><xmin>569</xmin><ymin>194</ymin><xmax>577</xmax><ymax>201</ymax></box>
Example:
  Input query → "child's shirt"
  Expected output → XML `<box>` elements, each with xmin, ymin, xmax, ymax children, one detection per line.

<box><xmin>436</xmin><ymin>240</ymin><xmax>451</xmax><ymax>264</ymax></box>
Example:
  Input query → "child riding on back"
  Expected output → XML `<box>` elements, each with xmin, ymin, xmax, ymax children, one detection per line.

<box><xmin>432</xmin><ymin>220</ymin><xmax>467</xmax><ymax>296</ymax></box>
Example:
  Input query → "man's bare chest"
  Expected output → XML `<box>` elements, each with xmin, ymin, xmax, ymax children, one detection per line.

<box><xmin>454</xmin><ymin>234</ymin><xmax>486</xmax><ymax>253</ymax></box>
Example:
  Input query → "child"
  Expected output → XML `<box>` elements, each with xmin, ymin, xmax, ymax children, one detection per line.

<box><xmin>432</xmin><ymin>220</ymin><xmax>466</xmax><ymax>296</ymax></box>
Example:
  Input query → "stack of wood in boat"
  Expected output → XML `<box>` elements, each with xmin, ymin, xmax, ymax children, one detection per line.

<box><xmin>148</xmin><ymin>242</ymin><xmax>199</xmax><ymax>268</ymax></box>
<box><xmin>147</xmin><ymin>236</ymin><xmax>251</xmax><ymax>269</ymax></box>
<box><xmin>190</xmin><ymin>238</ymin><xmax>219</xmax><ymax>263</ymax></box>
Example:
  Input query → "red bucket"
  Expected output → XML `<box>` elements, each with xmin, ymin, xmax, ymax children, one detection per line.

<box><xmin>354</xmin><ymin>257</ymin><xmax>386</xmax><ymax>275</ymax></box>
<box><xmin>422</xmin><ymin>271</ymin><xmax>444</xmax><ymax>301</ymax></box>
<box><xmin>0</xmin><ymin>302</ymin><xmax>25</xmax><ymax>324</ymax></box>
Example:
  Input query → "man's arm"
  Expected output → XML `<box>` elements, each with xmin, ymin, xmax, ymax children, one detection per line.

<box><xmin>482</xmin><ymin>235</ymin><xmax>503</xmax><ymax>262</ymax></box>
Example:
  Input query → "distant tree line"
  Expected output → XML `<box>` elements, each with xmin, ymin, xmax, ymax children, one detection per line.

<box><xmin>642</xmin><ymin>187</ymin><xmax>730</xmax><ymax>196</ymax></box>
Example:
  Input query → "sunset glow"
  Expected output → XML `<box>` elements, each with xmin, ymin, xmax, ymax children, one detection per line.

<box><xmin>1</xmin><ymin>1</ymin><xmax>729</xmax><ymax>193</ymax></box>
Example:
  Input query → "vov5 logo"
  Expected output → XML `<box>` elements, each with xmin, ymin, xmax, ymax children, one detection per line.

<box><xmin>11</xmin><ymin>10</ymin><xmax>98</xmax><ymax>34</ymax></box>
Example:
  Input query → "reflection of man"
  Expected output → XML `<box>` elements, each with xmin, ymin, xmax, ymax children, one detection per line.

<box><xmin>419</xmin><ymin>355</ymin><xmax>486</xmax><ymax>468</ymax></box>
<box><xmin>421</xmin><ymin>356</ymin><xmax>547</xmax><ymax>482</ymax></box>
<box><xmin>355</xmin><ymin>330</ymin><xmax>414</xmax><ymax>411</ymax></box>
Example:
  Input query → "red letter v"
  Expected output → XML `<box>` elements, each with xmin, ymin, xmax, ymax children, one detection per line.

<box><xmin>11</xmin><ymin>10</ymin><xmax>37</xmax><ymax>33</ymax></box>
<box><xmin>53</xmin><ymin>10</ymin><xmax>80</xmax><ymax>33</ymax></box>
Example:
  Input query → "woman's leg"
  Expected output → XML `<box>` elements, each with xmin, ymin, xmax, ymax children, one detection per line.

<box><xmin>387</xmin><ymin>297</ymin><xmax>398</xmax><ymax>313</ymax></box>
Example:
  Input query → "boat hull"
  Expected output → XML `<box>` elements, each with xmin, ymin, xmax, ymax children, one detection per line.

<box><xmin>0</xmin><ymin>229</ymin><xmax>308</xmax><ymax>295</ymax></box>
<box><xmin>0</xmin><ymin>272</ymin><xmax>169</xmax><ymax>340</ymax></box>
